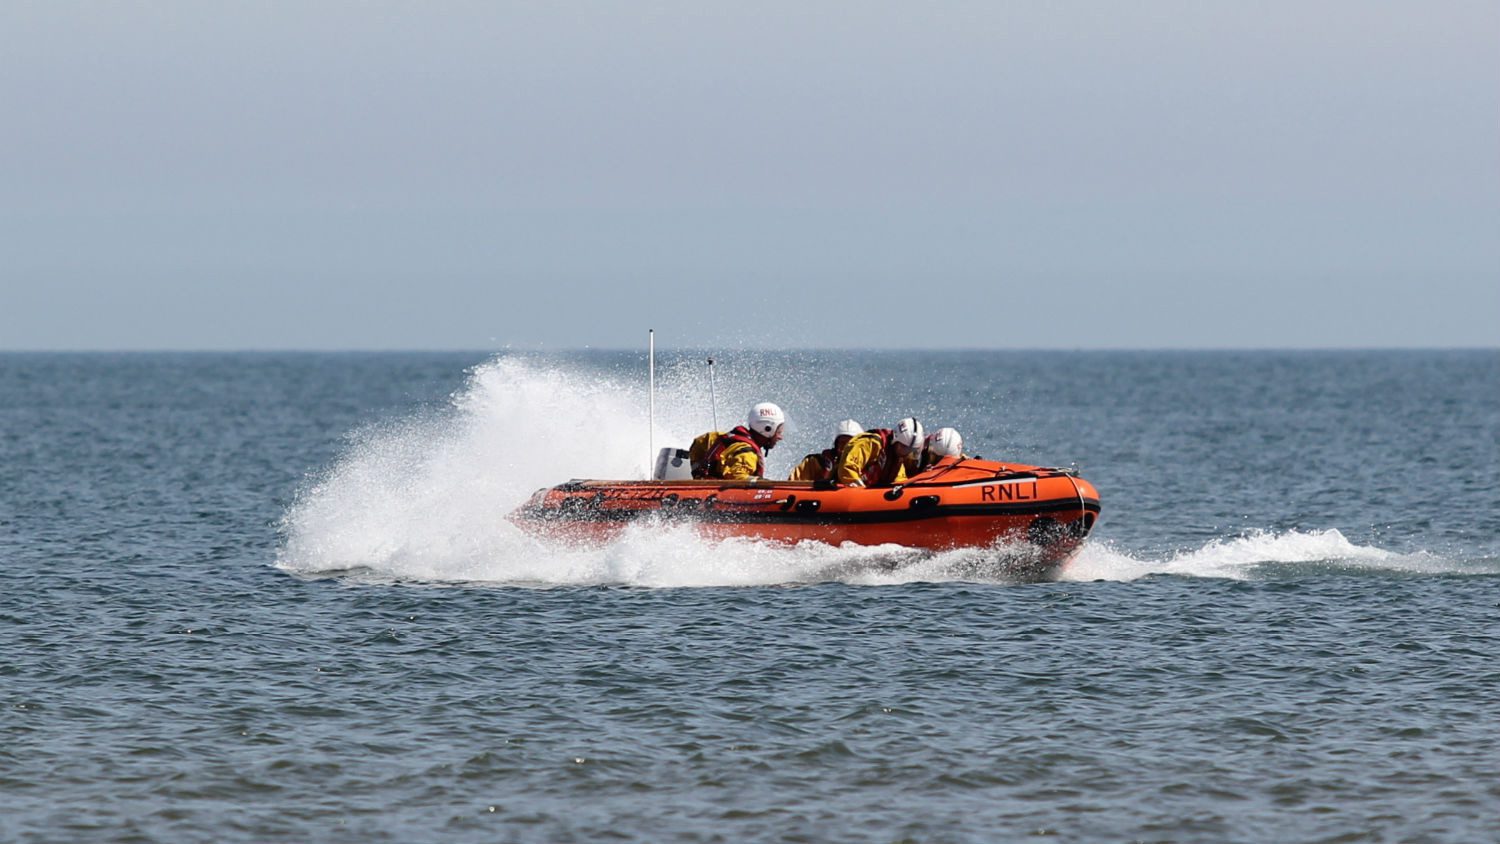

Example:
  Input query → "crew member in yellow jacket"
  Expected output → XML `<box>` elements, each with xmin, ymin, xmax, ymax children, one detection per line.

<box><xmin>688</xmin><ymin>402</ymin><xmax>786</xmax><ymax>480</ymax></box>
<box><xmin>788</xmin><ymin>419</ymin><xmax>863</xmax><ymax>482</ymax></box>
<box><xmin>835</xmin><ymin>417</ymin><xmax>925</xmax><ymax>487</ymax></box>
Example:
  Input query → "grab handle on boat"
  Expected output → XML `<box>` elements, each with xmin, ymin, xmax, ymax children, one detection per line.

<box><xmin>883</xmin><ymin>486</ymin><xmax>905</xmax><ymax>501</ymax></box>
<box><xmin>795</xmin><ymin>500</ymin><xmax>821</xmax><ymax>514</ymax></box>
<box><xmin>909</xmin><ymin>495</ymin><xmax>939</xmax><ymax>510</ymax></box>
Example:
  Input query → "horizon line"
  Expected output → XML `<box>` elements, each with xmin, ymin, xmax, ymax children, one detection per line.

<box><xmin>2</xmin><ymin>345</ymin><xmax>1496</xmax><ymax>355</ymax></box>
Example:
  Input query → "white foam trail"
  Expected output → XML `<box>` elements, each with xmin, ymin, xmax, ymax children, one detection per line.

<box><xmin>1058</xmin><ymin>528</ymin><xmax>1455</xmax><ymax>582</ymax></box>
<box><xmin>278</xmin><ymin>356</ymin><xmax>1480</xmax><ymax>587</ymax></box>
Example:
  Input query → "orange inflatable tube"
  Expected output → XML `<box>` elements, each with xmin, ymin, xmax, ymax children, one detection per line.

<box><xmin>512</xmin><ymin>457</ymin><xmax>1101</xmax><ymax>576</ymax></box>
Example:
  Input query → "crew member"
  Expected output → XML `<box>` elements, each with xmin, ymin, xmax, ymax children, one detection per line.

<box><xmin>688</xmin><ymin>402</ymin><xmax>786</xmax><ymax>480</ymax></box>
<box><xmin>788</xmin><ymin>419</ymin><xmax>863</xmax><ymax>482</ymax></box>
<box><xmin>835</xmin><ymin>417</ymin><xmax>924</xmax><ymax>487</ymax></box>
<box><xmin>917</xmin><ymin>427</ymin><xmax>965</xmax><ymax>471</ymax></box>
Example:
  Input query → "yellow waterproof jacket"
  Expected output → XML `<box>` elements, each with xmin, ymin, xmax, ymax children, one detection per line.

<box><xmin>788</xmin><ymin>449</ymin><xmax>837</xmax><ymax>482</ymax></box>
<box><xmin>836</xmin><ymin>431</ymin><xmax>907</xmax><ymax>487</ymax></box>
<box><xmin>688</xmin><ymin>428</ymin><xmax>764</xmax><ymax>480</ymax></box>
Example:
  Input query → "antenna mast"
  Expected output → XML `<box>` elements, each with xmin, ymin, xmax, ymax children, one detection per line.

<box><xmin>707</xmin><ymin>357</ymin><xmax>719</xmax><ymax>431</ymax></box>
<box><xmin>648</xmin><ymin>329</ymin><xmax>655</xmax><ymax>477</ymax></box>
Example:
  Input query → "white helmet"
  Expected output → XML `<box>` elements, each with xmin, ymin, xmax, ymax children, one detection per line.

<box><xmin>892</xmin><ymin>417</ymin><xmax>924</xmax><ymax>451</ymax></box>
<box><xmin>835</xmin><ymin>419</ymin><xmax>864</xmax><ymax>439</ymax></box>
<box><xmin>926</xmin><ymin>427</ymin><xmax>963</xmax><ymax>459</ymax></box>
<box><xmin>748</xmin><ymin>402</ymin><xmax>785</xmax><ymax>438</ymax></box>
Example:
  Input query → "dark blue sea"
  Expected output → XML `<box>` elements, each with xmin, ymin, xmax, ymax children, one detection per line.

<box><xmin>3</xmin><ymin>350</ymin><xmax>1498</xmax><ymax>843</ymax></box>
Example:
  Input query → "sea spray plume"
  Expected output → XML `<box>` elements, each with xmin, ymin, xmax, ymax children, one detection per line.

<box><xmin>278</xmin><ymin>356</ymin><xmax>662</xmax><ymax>578</ymax></box>
<box><xmin>276</xmin><ymin>353</ymin><xmax>855</xmax><ymax>583</ymax></box>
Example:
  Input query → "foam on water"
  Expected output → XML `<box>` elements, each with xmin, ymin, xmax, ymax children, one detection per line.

<box><xmin>278</xmin><ymin>356</ymin><xmax>1485</xmax><ymax>587</ymax></box>
<box><xmin>1061</xmin><ymin>528</ymin><xmax>1486</xmax><ymax>581</ymax></box>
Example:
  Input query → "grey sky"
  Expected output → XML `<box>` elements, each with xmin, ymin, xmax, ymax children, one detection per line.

<box><xmin>3</xmin><ymin>2</ymin><xmax>1496</xmax><ymax>350</ymax></box>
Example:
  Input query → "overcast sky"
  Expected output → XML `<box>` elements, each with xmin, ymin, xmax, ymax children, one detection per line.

<box><xmin>3</xmin><ymin>2</ymin><xmax>1496</xmax><ymax>350</ymax></box>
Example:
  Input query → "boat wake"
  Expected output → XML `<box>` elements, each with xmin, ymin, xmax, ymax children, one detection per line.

<box><xmin>1062</xmin><ymin>529</ymin><xmax>1498</xmax><ymax>582</ymax></box>
<box><xmin>276</xmin><ymin>356</ymin><xmax>1495</xmax><ymax>587</ymax></box>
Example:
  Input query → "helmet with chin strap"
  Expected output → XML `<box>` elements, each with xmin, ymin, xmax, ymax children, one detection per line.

<box><xmin>835</xmin><ymin>419</ymin><xmax>864</xmax><ymax>440</ymax></box>
<box><xmin>748</xmin><ymin>402</ymin><xmax>785</xmax><ymax>439</ymax></box>
<box><xmin>892</xmin><ymin>417</ymin><xmax>924</xmax><ymax>451</ymax></box>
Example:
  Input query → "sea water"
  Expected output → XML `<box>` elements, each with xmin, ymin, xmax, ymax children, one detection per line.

<box><xmin>2</xmin><ymin>350</ymin><xmax>1497</xmax><ymax>842</ymax></box>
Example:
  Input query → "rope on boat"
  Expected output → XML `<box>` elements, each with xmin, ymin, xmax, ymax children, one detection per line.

<box><xmin>1064</xmin><ymin>472</ymin><xmax>1089</xmax><ymax>538</ymax></box>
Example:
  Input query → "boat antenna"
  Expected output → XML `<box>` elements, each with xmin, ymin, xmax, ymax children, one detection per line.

<box><xmin>707</xmin><ymin>357</ymin><xmax>719</xmax><ymax>431</ymax></box>
<box><xmin>648</xmin><ymin>329</ymin><xmax>655</xmax><ymax>477</ymax></box>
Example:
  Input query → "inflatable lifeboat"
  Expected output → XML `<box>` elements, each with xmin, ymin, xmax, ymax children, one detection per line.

<box><xmin>511</xmin><ymin>456</ymin><xmax>1101</xmax><ymax>581</ymax></box>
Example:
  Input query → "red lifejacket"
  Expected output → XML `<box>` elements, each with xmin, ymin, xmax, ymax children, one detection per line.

<box><xmin>700</xmin><ymin>426</ymin><xmax>765</xmax><ymax>478</ymax></box>
<box><xmin>862</xmin><ymin>428</ymin><xmax>905</xmax><ymax>487</ymax></box>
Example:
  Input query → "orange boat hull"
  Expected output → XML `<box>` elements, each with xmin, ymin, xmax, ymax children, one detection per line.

<box><xmin>511</xmin><ymin>458</ymin><xmax>1101</xmax><ymax>580</ymax></box>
